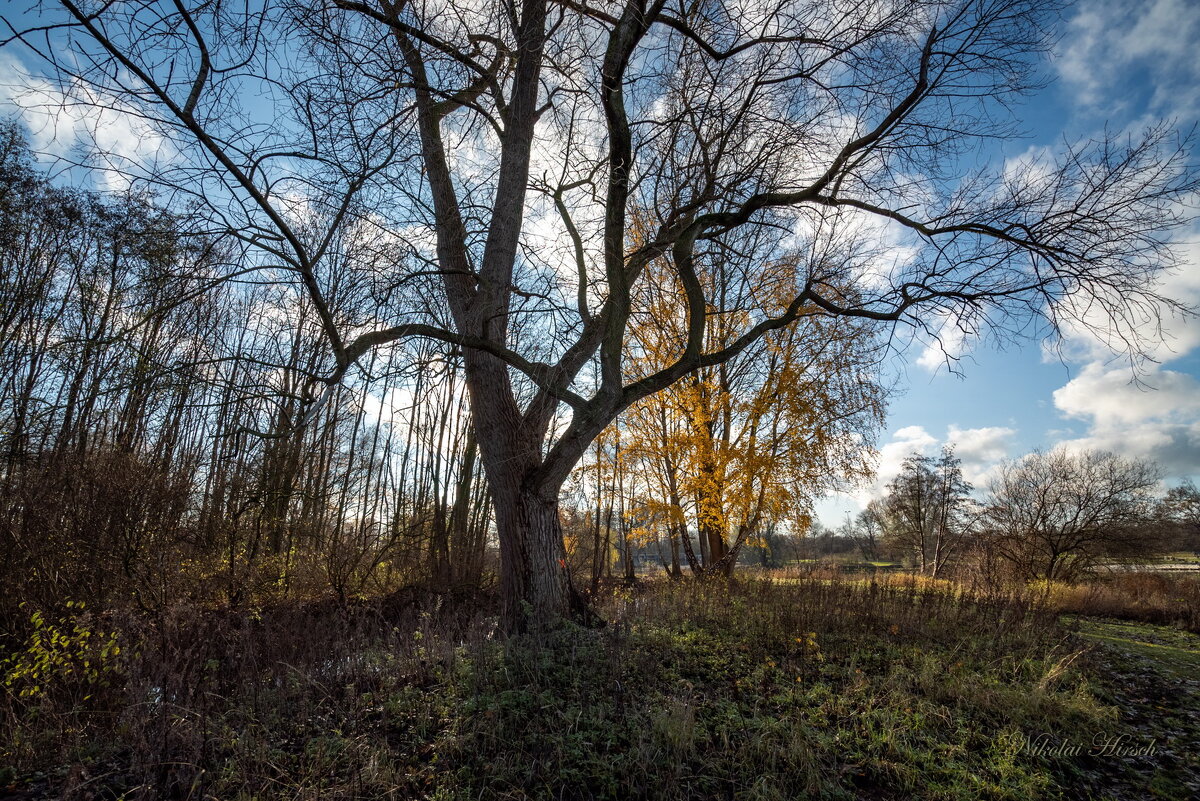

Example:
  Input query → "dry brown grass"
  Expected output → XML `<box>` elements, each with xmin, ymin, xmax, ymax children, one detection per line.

<box><xmin>1035</xmin><ymin>571</ymin><xmax>1200</xmax><ymax>631</ymax></box>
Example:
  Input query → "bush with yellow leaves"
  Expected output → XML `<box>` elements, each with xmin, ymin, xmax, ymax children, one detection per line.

<box><xmin>2</xmin><ymin>601</ymin><xmax>122</xmax><ymax>702</ymax></box>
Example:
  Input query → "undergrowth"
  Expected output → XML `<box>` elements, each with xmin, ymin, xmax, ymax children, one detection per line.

<box><xmin>0</xmin><ymin>578</ymin><xmax>1177</xmax><ymax>800</ymax></box>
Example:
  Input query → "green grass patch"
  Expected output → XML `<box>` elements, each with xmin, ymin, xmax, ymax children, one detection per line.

<box><xmin>1072</xmin><ymin>618</ymin><xmax>1200</xmax><ymax>681</ymax></box>
<box><xmin>5</xmin><ymin>581</ymin><xmax>1198</xmax><ymax>799</ymax></box>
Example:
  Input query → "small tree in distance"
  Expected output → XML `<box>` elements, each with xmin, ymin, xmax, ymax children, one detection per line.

<box><xmin>1158</xmin><ymin>480</ymin><xmax>1200</xmax><ymax>554</ymax></box>
<box><xmin>880</xmin><ymin>447</ymin><xmax>975</xmax><ymax>577</ymax></box>
<box><xmin>981</xmin><ymin>448</ymin><xmax>1163</xmax><ymax>581</ymax></box>
<box><xmin>848</xmin><ymin>499</ymin><xmax>889</xmax><ymax>564</ymax></box>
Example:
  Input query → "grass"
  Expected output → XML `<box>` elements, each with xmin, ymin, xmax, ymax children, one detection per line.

<box><xmin>2</xmin><ymin>578</ymin><xmax>1197</xmax><ymax>799</ymax></box>
<box><xmin>437</xmin><ymin>582</ymin><xmax>1088</xmax><ymax>801</ymax></box>
<box><xmin>1073</xmin><ymin>619</ymin><xmax>1200</xmax><ymax>681</ymax></box>
<box><xmin>1035</xmin><ymin>573</ymin><xmax>1200</xmax><ymax>633</ymax></box>
<box><xmin>1066</xmin><ymin>617</ymin><xmax>1200</xmax><ymax>800</ymax></box>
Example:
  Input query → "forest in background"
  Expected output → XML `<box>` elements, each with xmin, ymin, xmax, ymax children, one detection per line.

<box><xmin>0</xmin><ymin>118</ymin><xmax>491</xmax><ymax>617</ymax></box>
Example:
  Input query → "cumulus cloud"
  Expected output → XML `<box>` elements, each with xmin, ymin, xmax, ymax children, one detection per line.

<box><xmin>1055</xmin><ymin>363</ymin><xmax>1200</xmax><ymax>426</ymax></box>
<box><xmin>869</xmin><ymin>425</ymin><xmax>939</xmax><ymax>491</ymax></box>
<box><xmin>360</xmin><ymin>385</ymin><xmax>418</xmax><ymax>430</ymax></box>
<box><xmin>1051</xmin><ymin>362</ymin><xmax>1200</xmax><ymax>475</ymax></box>
<box><xmin>1041</xmin><ymin>224</ymin><xmax>1200</xmax><ymax>479</ymax></box>
<box><xmin>789</xmin><ymin>196</ymin><xmax>924</xmax><ymax>292</ymax></box>
<box><xmin>0</xmin><ymin>53</ymin><xmax>173</xmax><ymax>190</ymax></box>
<box><xmin>1043</xmin><ymin>0</ymin><xmax>1200</xmax><ymax>480</ymax></box>
<box><xmin>843</xmin><ymin>0</ymin><xmax>1200</xmax><ymax>511</ymax></box>
<box><xmin>1056</xmin><ymin>0</ymin><xmax>1200</xmax><ymax>119</ymax></box>
<box><xmin>946</xmin><ymin>425</ymin><xmax>1018</xmax><ymax>487</ymax></box>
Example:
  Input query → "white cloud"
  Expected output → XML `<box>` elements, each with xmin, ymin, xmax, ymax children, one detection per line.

<box><xmin>1046</xmin><ymin>1</ymin><xmax>1200</xmax><ymax>379</ymax></box>
<box><xmin>1054</xmin><ymin>362</ymin><xmax>1200</xmax><ymax>426</ymax></box>
<box><xmin>873</xmin><ymin>424</ymin><xmax>939</xmax><ymax>489</ymax></box>
<box><xmin>1056</xmin><ymin>0</ymin><xmax>1200</xmax><ymax>119</ymax></box>
<box><xmin>947</xmin><ymin>425</ymin><xmax>1017</xmax><ymax>487</ymax></box>
<box><xmin>789</xmin><ymin>203</ymin><xmax>923</xmax><ymax>292</ymax></box>
<box><xmin>1042</xmin><ymin>225</ymin><xmax>1200</xmax><ymax>478</ymax></box>
<box><xmin>360</xmin><ymin>384</ymin><xmax>417</xmax><ymax>429</ymax></box>
<box><xmin>0</xmin><ymin>53</ymin><xmax>174</xmax><ymax>190</ymax></box>
<box><xmin>1051</xmin><ymin>362</ymin><xmax>1200</xmax><ymax>475</ymax></box>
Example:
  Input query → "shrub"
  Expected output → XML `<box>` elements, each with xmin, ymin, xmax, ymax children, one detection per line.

<box><xmin>1037</xmin><ymin>572</ymin><xmax>1200</xmax><ymax>632</ymax></box>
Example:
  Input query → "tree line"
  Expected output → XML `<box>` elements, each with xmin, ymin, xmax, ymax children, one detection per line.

<box><xmin>2</xmin><ymin>116</ymin><xmax>1195</xmax><ymax>628</ymax></box>
<box><xmin>842</xmin><ymin>447</ymin><xmax>1200</xmax><ymax>583</ymax></box>
<box><xmin>0</xmin><ymin>123</ymin><xmax>493</xmax><ymax>621</ymax></box>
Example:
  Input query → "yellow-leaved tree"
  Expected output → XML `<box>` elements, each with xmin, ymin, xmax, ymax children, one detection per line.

<box><xmin>606</xmin><ymin>229</ymin><xmax>887</xmax><ymax>577</ymax></box>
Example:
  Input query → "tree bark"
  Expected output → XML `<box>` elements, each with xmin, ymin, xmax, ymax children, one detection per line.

<box><xmin>667</xmin><ymin>524</ymin><xmax>683</xmax><ymax>578</ymax></box>
<box><xmin>448</xmin><ymin>427</ymin><xmax>478</xmax><ymax>587</ymax></box>
<box><xmin>489</xmin><ymin>478</ymin><xmax>571</xmax><ymax>629</ymax></box>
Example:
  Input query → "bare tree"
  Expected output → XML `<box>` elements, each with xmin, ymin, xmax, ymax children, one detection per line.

<box><xmin>1157</xmin><ymin>480</ymin><xmax>1200</xmax><ymax>554</ymax></box>
<box><xmin>7</xmin><ymin>0</ymin><xmax>1196</xmax><ymax>628</ymax></box>
<box><xmin>880</xmin><ymin>447</ymin><xmax>974</xmax><ymax>576</ymax></box>
<box><xmin>849</xmin><ymin>500</ymin><xmax>888</xmax><ymax>563</ymax></box>
<box><xmin>982</xmin><ymin>448</ymin><xmax>1163</xmax><ymax>581</ymax></box>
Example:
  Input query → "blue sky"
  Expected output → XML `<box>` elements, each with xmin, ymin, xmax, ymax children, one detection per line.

<box><xmin>2</xmin><ymin>1</ymin><xmax>1198</xmax><ymax>525</ymax></box>
<box><xmin>816</xmin><ymin>0</ymin><xmax>1200</xmax><ymax>525</ymax></box>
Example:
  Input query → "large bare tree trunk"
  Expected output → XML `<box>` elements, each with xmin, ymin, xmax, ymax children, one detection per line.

<box><xmin>702</xmin><ymin>519</ymin><xmax>729</xmax><ymax>574</ymax></box>
<box><xmin>489</xmin><ymin>475</ymin><xmax>571</xmax><ymax>629</ymax></box>
<box><xmin>467</xmin><ymin>358</ymin><xmax>576</xmax><ymax>627</ymax></box>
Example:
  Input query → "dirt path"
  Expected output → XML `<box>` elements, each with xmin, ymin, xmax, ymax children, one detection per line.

<box><xmin>1067</xmin><ymin>618</ymin><xmax>1200</xmax><ymax>800</ymax></box>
